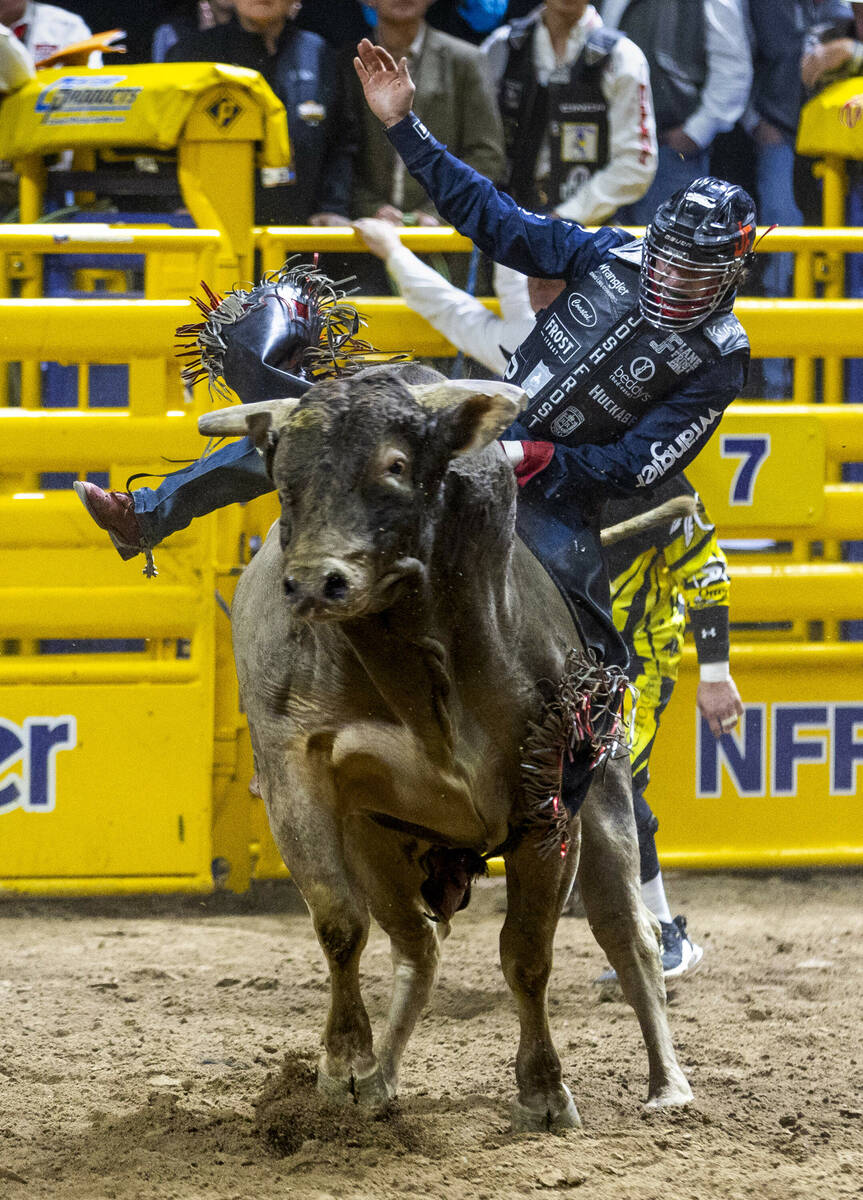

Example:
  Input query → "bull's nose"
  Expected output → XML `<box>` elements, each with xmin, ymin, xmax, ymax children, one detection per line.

<box><xmin>322</xmin><ymin>571</ymin><xmax>349</xmax><ymax>601</ymax></box>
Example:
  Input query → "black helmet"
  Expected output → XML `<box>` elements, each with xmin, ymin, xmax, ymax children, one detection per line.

<box><xmin>176</xmin><ymin>260</ymin><xmax>381</xmax><ymax>402</ymax></box>
<box><xmin>639</xmin><ymin>177</ymin><xmax>756</xmax><ymax>332</ymax></box>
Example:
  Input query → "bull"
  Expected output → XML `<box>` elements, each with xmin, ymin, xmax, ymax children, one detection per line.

<box><xmin>201</xmin><ymin>365</ymin><xmax>692</xmax><ymax>1129</ymax></box>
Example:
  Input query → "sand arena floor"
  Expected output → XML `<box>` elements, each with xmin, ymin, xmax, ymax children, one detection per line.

<box><xmin>0</xmin><ymin>870</ymin><xmax>861</xmax><ymax>1200</ymax></box>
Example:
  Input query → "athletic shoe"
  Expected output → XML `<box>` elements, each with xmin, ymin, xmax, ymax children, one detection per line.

<box><xmin>594</xmin><ymin>914</ymin><xmax>703</xmax><ymax>985</ymax></box>
<box><xmin>660</xmin><ymin>914</ymin><xmax>703</xmax><ymax>979</ymax></box>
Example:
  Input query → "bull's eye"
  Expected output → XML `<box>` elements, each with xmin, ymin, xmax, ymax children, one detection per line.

<box><xmin>378</xmin><ymin>447</ymin><xmax>411</xmax><ymax>487</ymax></box>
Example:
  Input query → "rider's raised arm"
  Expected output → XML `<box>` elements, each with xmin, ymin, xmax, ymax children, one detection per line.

<box><xmin>385</xmin><ymin>112</ymin><xmax>627</xmax><ymax>279</ymax></box>
<box><xmin>354</xmin><ymin>38</ymin><xmax>627</xmax><ymax>280</ymax></box>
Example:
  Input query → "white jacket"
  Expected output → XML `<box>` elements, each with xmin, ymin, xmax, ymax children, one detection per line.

<box><xmin>384</xmin><ymin>243</ymin><xmax>535</xmax><ymax>376</ymax></box>
<box><xmin>17</xmin><ymin>2</ymin><xmax>100</xmax><ymax>67</ymax></box>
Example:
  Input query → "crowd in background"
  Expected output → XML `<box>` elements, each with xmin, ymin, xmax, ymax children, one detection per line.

<box><xmin>3</xmin><ymin>1</ymin><xmax>863</xmax><ymax>398</ymax></box>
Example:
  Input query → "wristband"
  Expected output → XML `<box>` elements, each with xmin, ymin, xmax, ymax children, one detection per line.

<box><xmin>700</xmin><ymin>662</ymin><xmax>730</xmax><ymax>683</ymax></box>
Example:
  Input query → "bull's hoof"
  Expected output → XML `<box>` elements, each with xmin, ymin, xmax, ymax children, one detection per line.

<box><xmin>511</xmin><ymin>1083</ymin><xmax>581</xmax><ymax>1132</ymax></box>
<box><xmin>316</xmin><ymin>1063</ymin><xmax>394</xmax><ymax>1108</ymax></box>
<box><xmin>354</xmin><ymin>1064</ymin><xmax>395</xmax><ymax>1108</ymax></box>
<box><xmin>316</xmin><ymin>1065</ymin><xmax>354</xmax><ymax>1104</ymax></box>
<box><xmin>644</xmin><ymin>1074</ymin><xmax>693</xmax><ymax>1110</ymax></box>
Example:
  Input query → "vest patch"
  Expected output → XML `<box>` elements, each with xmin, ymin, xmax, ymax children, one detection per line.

<box><xmin>540</xmin><ymin>312</ymin><xmax>581</xmax><ymax>363</ymax></box>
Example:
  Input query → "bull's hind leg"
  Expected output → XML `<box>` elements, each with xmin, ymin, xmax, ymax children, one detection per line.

<box><xmin>258</xmin><ymin>748</ymin><xmax>389</xmax><ymax>1107</ymax></box>
<box><xmin>577</xmin><ymin>758</ymin><xmax>692</xmax><ymax>1108</ymax></box>
<box><xmin>501</xmin><ymin>827</ymin><xmax>581</xmax><ymax>1131</ymax></box>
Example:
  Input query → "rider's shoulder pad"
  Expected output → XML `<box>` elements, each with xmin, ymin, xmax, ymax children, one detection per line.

<box><xmin>608</xmin><ymin>238</ymin><xmax>643</xmax><ymax>267</ymax></box>
<box><xmin>702</xmin><ymin>313</ymin><xmax>749</xmax><ymax>356</ymax></box>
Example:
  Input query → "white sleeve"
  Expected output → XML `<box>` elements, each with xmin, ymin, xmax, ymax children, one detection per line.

<box><xmin>555</xmin><ymin>37</ymin><xmax>657</xmax><ymax>225</ymax></box>
<box><xmin>491</xmin><ymin>264</ymin><xmax>536</xmax><ymax>360</ymax></box>
<box><xmin>682</xmin><ymin>0</ymin><xmax>753</xmax><ymax>150</ymax></box>
<box><xmin>385</xmin><ymin>243</ymin><xmax>526</xmax><ymax>376</ymax></box>
<box><xmin>0</xmin><ymin>25</ymin><xmax>34</xmax><ymax>93</ymax></box>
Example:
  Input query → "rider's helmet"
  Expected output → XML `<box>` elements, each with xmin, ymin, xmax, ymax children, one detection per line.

<box><xmin>638</xmin><ymin>177</ymin><xmax>757</xmax><ymax>332</ymax></box>
<box><xmin>177</xmin><ymin>260</ymin><xmax>380</xmax><ymax>402</ymax></box>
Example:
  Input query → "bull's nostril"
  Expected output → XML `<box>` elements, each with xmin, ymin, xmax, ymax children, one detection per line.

<box><xmin>283</xmin><ymin>577</ymin><xmax>298</xmax><ymax>598</ymax></box>
<box><xmin>323</xmin><ymin>572</ymin><xmax>349</xmax><ymax>602</ymax></box>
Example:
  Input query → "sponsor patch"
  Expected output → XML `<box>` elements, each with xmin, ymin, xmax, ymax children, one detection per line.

<box><xmin>540</xmin><ymin>312</ymin><xmax>580</xmax><ymax>363</ymax></box>
<box><xmin>629</xmin><ymin>356</ymin><xmax>655</xmax><ymax>382</ymax></box>
<box><xmin>561</xmin><ymin>122</ymin><xmax>598</xmax><ymax>163</ymax></box>
<box><xmin>567</xmin><ymin>292</ymin><xmax>598</xmax><ymax>327</ymax></box>
<box><xmin>522</xmin><ymin>360</ymin><xmax>555</xmax><ymax>398</ymax></box>
<box><xmin>550</xmin><ymin>406</ymin><xmax>585</xmax><ymax>437</ymax></box>
<box><xmin>34</xmin><ymin>75</ymin><xmax>141</xmax><ymax>126</ymax></box>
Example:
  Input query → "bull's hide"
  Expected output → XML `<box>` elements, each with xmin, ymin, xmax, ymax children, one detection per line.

<box><xmin>211</xmin><ymin>365</ymin><xmax>692</xmax><ymax>1128</ymax></box>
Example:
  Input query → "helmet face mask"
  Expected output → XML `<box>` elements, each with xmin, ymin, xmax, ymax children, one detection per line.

<box><xmin>638</xmin><ymin>177</ymin><xmax>756</xmax><ymax>332</ymax></box>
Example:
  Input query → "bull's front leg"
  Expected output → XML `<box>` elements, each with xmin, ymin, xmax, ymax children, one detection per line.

<box><xmin>501</xmin><ymin>825</ymin><xmax>581</xmax><ymax>1131</ymax></box>
<box><xmin>258</xmin><ymin>744</ymin><xmax>391</xmax><ymax>1108</ymax></box>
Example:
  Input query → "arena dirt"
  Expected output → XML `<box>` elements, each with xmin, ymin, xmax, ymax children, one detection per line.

<box><xmin>1</xmin><ymin>870</ymin><xmax>861</xmax><ymax>1200</ymax></box>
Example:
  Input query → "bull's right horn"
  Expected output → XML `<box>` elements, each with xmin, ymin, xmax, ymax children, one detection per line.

<box><xmin>198</xmin><ymin>397</ymin><xmax>301</xmax><ymax>437</ymax></box>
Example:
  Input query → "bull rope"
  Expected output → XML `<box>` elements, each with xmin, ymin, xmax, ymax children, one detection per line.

<box><xmin>519</xmin><ymin>648</ymin><xmax>637</xmax><ymax>859</ymax></box>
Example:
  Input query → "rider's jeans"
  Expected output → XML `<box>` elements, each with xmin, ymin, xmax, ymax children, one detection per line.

<box><xmin>132</xmin><ymin>437</ymin><xmax>275</xmax><ymax>546</ymax></box>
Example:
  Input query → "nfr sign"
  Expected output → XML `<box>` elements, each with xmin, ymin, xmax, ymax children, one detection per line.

<box><xmin>0</xmin><ymin>716</ymin><xmax>77</xmax><ymax>814</ymax></box>
<box><xmin>698</xmin><ymin>703</ymin><xmax>863</xmax><ymax>797</ymax></box>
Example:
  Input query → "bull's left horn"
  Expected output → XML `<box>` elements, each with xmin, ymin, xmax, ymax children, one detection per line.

<box><xmin>198</xmin><ymin>397</ymin><xmax>301</xmax><ymax>437</ymax></box>
<box><xmin>409</xmin><ymin>380</ymin><xmax>528</xmax><ymax>454</ymax></box>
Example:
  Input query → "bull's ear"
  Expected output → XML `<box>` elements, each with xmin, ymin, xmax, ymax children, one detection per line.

<box><xmin>409</xmin><ymin>380</ymin><xmax>526</xmax><ymax>456</ymax></box>
<box><xmin>197</xmin><ymin>397</ymin><xmax>301</xmax><ymax>439</ymax></box>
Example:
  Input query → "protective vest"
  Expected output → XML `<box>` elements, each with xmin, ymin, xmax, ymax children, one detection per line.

<box><xmin>503</xmin><ymin>242</ymin><xmax>747</xmax><ymax>481</ymax></box>
<box><xmin>616</xmin><ymin>0</ymin><xmax>706</xmax><ymax>133</ymax></box>
<box><xmin>498</xmin><ymin>15</ymin><xmax>621</xmax><ymax>210</ymax></box>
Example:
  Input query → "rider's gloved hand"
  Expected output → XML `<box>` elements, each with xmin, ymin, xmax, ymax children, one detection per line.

<box><xmin>500</xmin><ymin>439</ymin><xmax>554</xmax><ymax>487</ymax></box>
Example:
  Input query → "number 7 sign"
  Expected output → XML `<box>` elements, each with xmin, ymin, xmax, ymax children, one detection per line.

<box><xmin>720</xmin><ymin>434</ymin><xmax>771</xmax><ymax>505</ymax></box>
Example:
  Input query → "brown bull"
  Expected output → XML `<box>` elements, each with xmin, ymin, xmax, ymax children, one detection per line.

<box><xmin>201</xmin><ymin>365</ymin><xmax>692</xmax><ymax>1128</ymax></box>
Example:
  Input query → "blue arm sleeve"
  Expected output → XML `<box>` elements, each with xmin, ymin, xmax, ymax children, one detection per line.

<box><xmin>386</xmin><ymin>112</ymin><xmax>630</xmax><ymax>278</ymax></box>
<box><xmin>527</xmin><ymin>353</ymin><xmax>747</xmax><ymax>500</ymax></box>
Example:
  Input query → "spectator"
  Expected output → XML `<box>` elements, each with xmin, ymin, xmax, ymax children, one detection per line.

<box><xmin>481</xmin><ymin>0</ymin><xmax>656</xmax><ymax>224</ymax></box>
<box><xmin>0</xmin><ymin>18</ymin><xmax>33</xmax><ymax>91</ymax></box>
<box><xmin>599</xmin><ymin>0</ymin><xmax>752</xmax><ymax>222</ymax></box>
<box><xmin>736</xmin><ymin>1</ymin><xmax>812</xmax><ymax>397</ymax></box>
<box><xmin>345</xmin><ymin>0</ymin><xmax>505</xmax><ymax>226</ymax></box>
<box><xmin>0</xmin><ymin>0</ymin><xmax>100</xmax><ymax>65</ymax></box>
<box><xmin>152</xmin><ymin>0</ymin><xmax>233</xmax><ymax>62</ymax></box>
<box><xmin>801</xmin><ymin>0</ymin><xmax>862</xmax><ymax>93</ymax></box>
<box><xmin>353</xmin><ymin>217</ymin><xmax>738</xmax><ymax>977</ymax></box>
<box><xmin>167</xmin><ymin>0</ymin><xmax>355</xmax><ymax>226</ymax></box>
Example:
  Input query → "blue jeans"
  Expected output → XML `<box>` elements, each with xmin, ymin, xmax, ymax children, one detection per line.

<box><xmin>132</xmin><ymin>437</ymin><xmax>274</xmax><ymax>546</ymax></box>
<box><xmin>617</xmin><ymin>144</ymin><xmax>710</xmax><ymax>225</ymax></box>
<box><xmin>755</xmin><ymin>137</ymin><xmax>802</xmax><ymax>398</ymax></box>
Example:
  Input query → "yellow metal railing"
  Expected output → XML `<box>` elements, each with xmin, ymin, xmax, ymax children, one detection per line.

<box><xmin>2</xmin><ymin>223</ymin><xmax>863</xmax><ymax>891</ymax></box>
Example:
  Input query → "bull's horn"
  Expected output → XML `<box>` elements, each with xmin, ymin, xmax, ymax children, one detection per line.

<box><xmin>409</xmin><ymin>379</ymin><xmax>526</xmax><ymax>415</ymax></box>
<box><xmin>198</xmin><ymin>397</ymin><xmax>301</xmax><ymax>437</ymax></box>
<box><xmin>600</xmin><ymin>495</ymin><xmax>697</xmax><ymax>547</ymax></box>
<box><xmin>408</xmin><ymin>380</ymin><xmax>527</xmax><ymax>453</ymax></box>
